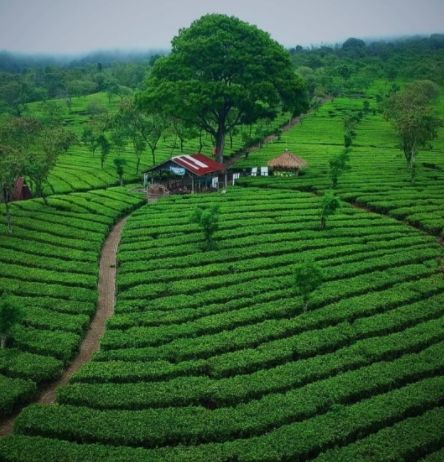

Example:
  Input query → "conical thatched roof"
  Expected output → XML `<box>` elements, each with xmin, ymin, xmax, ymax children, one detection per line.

<box><xmin>267</xmin><ymin>151</ymin><xmax>308</xmax><ymax>169</ymax></box>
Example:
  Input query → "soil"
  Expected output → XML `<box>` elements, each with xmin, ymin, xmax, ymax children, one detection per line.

<box><xmin>0</xmin><ymin>216</ymin><xmax>128</xmax><ymax>437</ymax></box>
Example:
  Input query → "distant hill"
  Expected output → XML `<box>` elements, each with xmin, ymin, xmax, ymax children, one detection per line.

<box><xmin>0</xmin><ymin>49</ymin><xmax>168</xmax><ymax>72</ymax></box>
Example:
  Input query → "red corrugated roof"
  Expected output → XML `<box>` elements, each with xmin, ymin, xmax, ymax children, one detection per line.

<box><xmin>172</xmin><ymin>154</ymin><xmax>225</xmax><ymax>176</ymax></box>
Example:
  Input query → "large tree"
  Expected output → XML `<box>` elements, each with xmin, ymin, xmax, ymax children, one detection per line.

<box><xmin>138</xmin><ymin>14</ymin><xmax>307</xmax><ymax>163</ymax></box>
<box><xmin>384</xmin><ymin>80</ymin><xmax>441</xmax><ymax>181</ymax></box>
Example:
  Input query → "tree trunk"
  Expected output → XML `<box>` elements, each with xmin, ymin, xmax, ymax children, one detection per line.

<box><xmin>4</xmin><ymin>198</ymin><xmax>12</xmax><ymax>234</ymax></box>
<box><xmin>119</xmin><ymin>177</ymin><xmax>124</xmax><ymax>186</ymax></box>
<box><xmin>0</xmin><ymin>335</ymin><xmax>6</xmax><ymax>349</ymax></box>
<box><xmin>151</xmin><ymin>147</ymin><xmax>156</xmax><ymax>166</ymax></box>
<box><xmin>198</xmin><ymin>131</ymin><xmax>203</xmax><ymax>153</ymax></box>
<box><xmin>215</xmin><ymin>129</ymin><xmax>225</xmax><ymax>164</ymax></box>
<box><xmin>410</xmin><ymin>149</ymin><xmax>416</xmax><ymax>183</ymax></box>
<box><xmin>36</xmin><ymin>182</ymin><xmax>48</xmax><ymax>205</ymax></box>
<box><xmin>136</xmin><ymin>154</ymin><xmax>141</xmax><ymax>175</ymax></box>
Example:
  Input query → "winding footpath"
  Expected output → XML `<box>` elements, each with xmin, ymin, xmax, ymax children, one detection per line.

<box><xmin>0</xmin><ymin>216</ymin><xmax>128</xmax><ymax>436</ymax></box>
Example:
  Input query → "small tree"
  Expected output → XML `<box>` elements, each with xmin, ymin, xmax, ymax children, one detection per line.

<box><xmin>0</xmin><ymin>145</ymin><xmax>25</xmax><ymax>233</ymax></box>
<box><xmin>293</xmin><ymin>259</ymin><xmax>323</xmax><ymax>311</ymax></box>
<box><xmin>320</xmin><ymin>192</ymin><xmax>340</xmax><ymax>230</ymax></box>
<box><xmin>384</xmin><ymin>80</ymin><xmax>440</xmax><ymax>182</ymax></box>
<box><xmin>0</xmin><ymin>293</ymin><xmax>23</xmax><ymax>349</ymax></box>
<box><xmin>113</xmin><ymin>157</ymin><xmax>126</xmax><ymax>185</ymax></box>
<box><xmin>145</xmin><ymin>114</ymin><xmax>167</xmax><ymax>165</ymax></box>
<box><xmin>25</xmin><ymin>127</ymin><xmax>76</xmax><ymax>204</ymax></box>
<box><xmin>81</xmin><ymin>126</ymin><xmax>100</xmax><ymax>156</ymax></box>
<box><xmin>329</xmin><ymin>148</ymin><xmax>351</xmax><ymax>188</ymax></box>
<box><xmin>97</xmin><ymin>134</ymin><xmax>111</xmax><ymax>168</ymax></box>
<box><xmin>191</xmin><ymin>205</ymin><xmax>220</xmax><ymax>251</ymax></box>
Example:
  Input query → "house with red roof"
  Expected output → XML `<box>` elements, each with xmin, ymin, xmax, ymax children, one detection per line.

<box><xmin>144</xmin><ymin>154</ymin><xmax>227</xmax><ymax>194</ymax></box>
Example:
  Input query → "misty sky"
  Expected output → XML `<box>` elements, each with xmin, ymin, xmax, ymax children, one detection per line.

<box><xmin>0</xmin><ymin>0</ymin><xmax>443</xmax><ymax>54</ymax></box>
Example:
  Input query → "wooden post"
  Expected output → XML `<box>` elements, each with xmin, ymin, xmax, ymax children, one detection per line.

<box><xmin>224</xmin><ymin>172</ymin><xmax>228</xmax><ymax>189</ymax></box>
<box><xmin>191</xmin><ymin>175</ymin><xmax>195</xmax><ymax>194</ymax></box>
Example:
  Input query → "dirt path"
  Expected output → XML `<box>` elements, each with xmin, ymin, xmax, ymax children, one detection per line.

<box><xmin>0</xmin><ymin>216</ymin><xmax>128</xmax><ymax>436</ymax></box>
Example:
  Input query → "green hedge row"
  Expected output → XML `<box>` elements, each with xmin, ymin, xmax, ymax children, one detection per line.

<box><xmin>0</xmin><ymin>277</ymin><xmax>96</xmax><ymax>302</ymax></box>
<box><xmin>14</xmin><ymin>376</ymin><xmax>444</xmax><ymax>455</ymax></box>
<box><xmin>99</xmin><ymin>295</ymin><xmax>444</xmax><ymax>373</ymax></box>
<box><xmin>109</xmin><ymin>268</ymin><xmax>443</xmax><ymax>351</ymax></box>
<box><xmin>22</xmin><ymin>307</ymin><xmax>90</xmax><ymax>334</ymax></box>
<box><xmin>0</xmin><ymin>348</ymin><xmax>62</xmax><ymax>382</ymax></box>
<box><xmin>117</xmin><ymin>258</ymin><xmax>436</xmax><ymax>314</ymax></box>
<box><xmin>61</xmin><ymin>333</ymin><xmax>444</xmax><ymax>411</ymax></box>
<box><xmin>117</xmin><ymin>229</ymin><xmax>418</xmax><ymax>279</ymax></box>
<box><xmin>118</xmin><ymin>233</ymin><xmax>432</xmax><ymax>283</ymax></box>
<box><xmin>117</xmin><ymin>246</ymin><xmax>439</xmax><ymax>301</ymax></box>
<box><xmin>0</xmin><ymin>247</ymin><xmax>97</xmax><ymax>275</ymax></box>
<box><xmin>119</xmin><ymin>223</ymin><xmax>415</xmax><ymax>264</ymax></box>
<box><xmin>104</xmin><ymin>263</ymin><xmax>440</xmax><ymax>356</ymax></box>
<box><xmin>110</xmin><ymin>272</ymin><xmax>440</xmax><ymax>330</ymax></box>
<box><xmin>0</xmin><ymin>236</ymin><xmax>97</xmax><ymax>262</ymax></box>
<box><xmin>313</xmin><ymin>406</ymin><xmax>444</xmax><ymax>462</ymax></box>
<box><xmin>0</xmin><ymin>262</ymin><xmax>97</xmax><ymax>289</ymax></box>
<box><xmin>0</xmin><ymin>374</ymin><xmax>36</xmax><ymax>415</ymax></box>
<box><xmin>12</xmin><ymin>326</ymin><xmax>80</xmax><ymax>363</ymax></box>
<box><xmin>80</xmin><ymin>313</ymin><xmax>444</xmax><ymax>386</ymax></box>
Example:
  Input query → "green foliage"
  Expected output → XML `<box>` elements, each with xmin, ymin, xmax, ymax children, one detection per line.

<box><xmin>0</xmin><ymin>292</ymin><xmax>23</xmax><ymax>349</ymax></box>
<box><xmin>329</xmin><ymin>148</ymin><xmax>351</xmax><ymax>188</ymax></box>
<box><xmin>0</xmin><ymin>143</ymin><xmax>25</xmax><ymax>232</ymax></box>
<box><xmin>191</xmin><ymin>205</ymin><xmax>220</xmax><ymax>250</ymax></box>
<box><xmin>97</xmin><ymin>134</ymin><xmax>111</xmax><ymax>169</ymax></box>
<box><xmin>320</xmin><ymin>192</ymin><xmax>341</xmax><ymax>229</ymax></box>
<box><xmin>293</xmin><ymin>259</ymin><xmax>323</xmax><ymax>310</ymax></box>
<box><xmin>139</xmin><ymin>14</ymin><xmax>307</xmax><ymax>162</ymax></box>
<box><xmin>384</xmin><ymin>80</ymin><xmax>441</xmax><ymax>181</ymax></box>
<box><xmin>113</xmin><ymin>158</ymin><xmax>126</xmax><ymax>185</ymax></box>
<box><xmin>0</xmin><ymin>188</ymin><xmax>144</xmax><ymax>413</ymax></box>
<box><xmin>0</xmin><ymin>116</ymin><xmax>76</xmax><ymax>207</ymax></box>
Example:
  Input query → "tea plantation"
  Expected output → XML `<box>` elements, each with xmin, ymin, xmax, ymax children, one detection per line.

<box><xmin>1</xmin><ymin>183</ymin><xmax>443</xmax><ymax>460</ymax></box>
<box><xmin>24</xmin><ymin>93</ymin><xmax>289</xmax><ymax>195</ymax></box>
<box><xmin>237</xmin><ymin>87</ymin><xmax>444</xmax><ymax>235</ymax></box>
<box><xmin>0</xmin><ymin>84</ymin><xmax>443</xmax><ymax>460</ymax></box>
<box><xmin>0</xmin><ymin>187</ymin><xmax>144</xmax><ymax>415</ymax></box>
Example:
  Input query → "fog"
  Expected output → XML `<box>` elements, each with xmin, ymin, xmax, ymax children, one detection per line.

<box><xmin>0</xmin><ymin>0</ymin><xmax>443</xmax><ymax>54</ymax></box>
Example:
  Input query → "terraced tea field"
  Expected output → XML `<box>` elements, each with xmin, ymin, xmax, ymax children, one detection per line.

<box><xmin>1</xmin><ymin>187</ymin><xmax>443</xmax><ymax>461</ymax></box>
<box><xmin>24</xmin><ymin>93</ymin><xmax>289</xmax><ymax>195</ymax></box>
<box><xmin>237</xmin><ymin>93</ymin><xmax>444</xmax><ymax>235</ymax></box>
<box><xmin>0</xmin><ymin>188</ymin><xmax>143</xmax><ymax>415</ymax></box>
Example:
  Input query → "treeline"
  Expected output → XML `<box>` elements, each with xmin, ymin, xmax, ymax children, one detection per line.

<box><xmin>1</xmin><ymin>35</ymin><xmax>443</xmax><ymax>117</ymax></box>
<box><xmin>291</xmin><ymin>34</ymin><xmax>444</xmax><ymax>98</ymax></box>
<box><xmin>0</xmin><ymin>51</ymin><xmax>164</xmax><ymax>115</ymax></box>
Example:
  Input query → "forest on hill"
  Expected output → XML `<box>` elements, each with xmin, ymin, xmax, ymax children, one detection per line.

<box><xmin>0</xmin><ymin>34</ymin><xmax>443</xmax><ymax>116</ymax></box>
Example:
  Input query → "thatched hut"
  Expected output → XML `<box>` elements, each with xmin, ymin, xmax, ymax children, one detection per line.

<box><xmin>267</xmin><ymin>150</ymin><xmax>308</xmax><ymax>176</ymax></box>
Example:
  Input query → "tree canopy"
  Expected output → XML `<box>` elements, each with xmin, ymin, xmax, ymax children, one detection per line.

<box><xmin>384</xmin><ymin>80</ymin><xmax>441</xmax><ymax>181</ymax></box>
<box><xmin>138</xmin><ymin>14</ymin><xmax>308</xmax><ymax>163</ymax></box>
